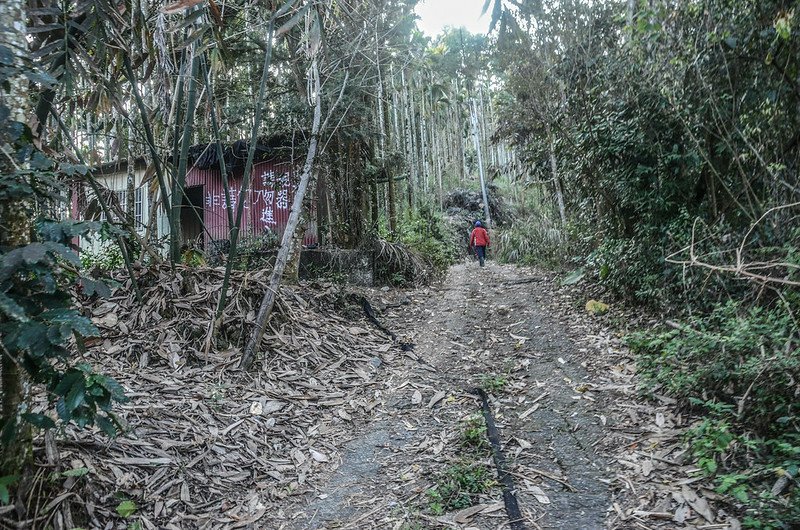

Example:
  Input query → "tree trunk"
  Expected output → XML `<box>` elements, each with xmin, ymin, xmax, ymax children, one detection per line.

<box><xmin>207</xmin><ymin>18</ymin><xmax>275</xmax><ymax>348</ymax></box>
<box><xmin>627</xmin><ymin>0</ymin><xmax>636</xmax><ymax>28</ymax></box>
<box><xmin>0</xmin><ymin>191</ymin><xmax>28</xmax><ymax>470</ymax></box>
<box><xmin>126</xmin><ymin>133</ymin><xmax>135</xmax><ymax>228</ymax></box>
<box><xmin>283</xmin><ymin>172</ymin><xmax>314</xmax><ymax>283</ymax></box>
<box><xmin>400</xmin><ymin>69</ymin><xmax>415</xmax><ymax>208</ymax></box>
<box><xmin>547</xmin><ymin>125</ymin><xmax>567</xmax><ymax>227</ymax></box>
<box><xmin>282</xmin><ymin>216</ymin><xmax>306</xmax><ymax>283</ymax></box>
<box><xmin>239</xmin><ymin>61</ymin><xmax>323</xmax><ymax>370</ymax></box>
<box><xmin>370</xmin><ymin>170</ymin><xmax>379</xmax><ymax>235</ymax></box>
<box><xmin>375</xmin><ymin>30</ymin><xmax>396</xmax><ymax>234</ymax></box>
<box><xmin>470</xmin><ymin>100</ymin><xmax>492</xmax><ymax>227</ymax></box>
<box><xmin>387</xmin><ymin>168</ymin><xmax>397</xmax><ymax>235</ymax></box>
<box><xmin>419</xmin><ymin>83</ymin><xmax>430</xmax><ymax>195</ymax></box>
<box><xmin>388</xmin><ymin>66</ymin><xmax>401</xmax><ymax>231</ymax></box>
<box><xmin>202</xmin><ymin>55</ymin><xmax>233</xmax><ymax>228</ymax></box>
<box><xmin>170</xmin><ymin>46</ymin><xmax>201</xmax><ymax>262</ymax></box>
<box><xmin>0</xmin><ymin>0</ymin><xmax>32</xmax><ymax>475</ymax></box>
<box><xmin>123</xmin><ymin>54</ymin><xmax>172</xmax><ymax>232</ymax></box>
<box><xmin>455</xmin><ymin>79</ymin><xmax>467</xmax><ymax>183</ymax></box>
<box><xmin>432</xmin><ymin>107</ymin><xmax>444</xmax><ymax>208</ymax></box>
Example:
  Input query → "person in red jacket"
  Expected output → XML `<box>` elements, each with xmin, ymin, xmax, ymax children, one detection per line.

<box><xmin>469</xmin><ymin>220</ymin><xmax>490</xmax><ymax>267</ymax></box>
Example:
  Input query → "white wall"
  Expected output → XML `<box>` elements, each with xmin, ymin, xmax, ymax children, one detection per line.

<box><xmin>78</xmin><ymin>168</ymin><xmax>160</xmax><ymax>256</ymax></box>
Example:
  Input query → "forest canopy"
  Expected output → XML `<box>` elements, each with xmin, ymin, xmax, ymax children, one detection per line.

<box><xmin>1</xmin><ymin>0</ymin><xmax>798</xmax><ymax>528</ymax></box>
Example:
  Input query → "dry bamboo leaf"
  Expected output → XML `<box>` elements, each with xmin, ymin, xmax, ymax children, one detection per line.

<box><xmin>427</xmin><ymin>391</ymin><xmax>446</xmax><ymax>408</ymax></box>
<box><xmin>180</xmin><ymin>481</ymin><xmax>190</xmax><ymax>502</ymax></box>
<box><xmin>515</xmin><ymin>438</ymin><xmax>532</xmax><ymax>450</ymax></box>
<box><xmin>673</xmin><ymin>503</ymin><xmax>690</xmax><ymax>523</ymax></box>
<box><xmin>681</xmin><ymin>485</ymin><xmax>714</xmax><ymax>523</ymax></box>
<box><xmin>453</xmin><ymin>504</ymin><xmax>489</xmax><ymax>523</ymax></box>
<box><xmin>292</xmin><ymin>449</ymin><xmax>306</xmax><ymax>466</ymax></box>
<box><xmin>519</xmin><ymin>404</ymin><xmax>540</xmax><ymax>419</ymax></box>
<box><xmin>47</xmin><ymin>264</ymin><xmax>399</xmax><ymax>529</ymax></box>
<box><xmin>310</xmin><ymin>449</ymin><xmax>328</xmax><ymax>463</ymax></box>
<box><xmin>641</xmin><ymin>459</ymin><xmax>654</xmax><ymax>477</ymax></box>
<box><xmin>113</xmin><ymin>457</ymin><xmax>172</xmax><ymax>466</ymax></box>
<box><xmin>528</xmin><ymin>485</ymin><xmax>551</xmax><ymax>504</ymax></box>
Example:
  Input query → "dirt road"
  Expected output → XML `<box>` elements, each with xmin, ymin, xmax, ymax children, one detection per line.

<box><xmin>281</xmin><ymin>262</ymin><xmax>639</xmax><ymax>529</ymax></box>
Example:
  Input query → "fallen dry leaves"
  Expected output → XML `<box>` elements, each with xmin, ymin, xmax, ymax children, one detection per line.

<box><xmin>23</xmin><ymin>264</ymin><xmax>397</xmax><ymax>529</ymax></box>
<box><xmin>552</xmin><ymin>276</ymin><xmax>743</xmax><ymax>530</ymax></box>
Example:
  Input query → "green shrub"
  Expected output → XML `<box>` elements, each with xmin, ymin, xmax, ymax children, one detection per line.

<box><xmin>683</xmin><ymin>407</ymin><xmax>800</xmax><ymax>529</ymax></box>
<box><xmin>79</xmin><ymin>223</ymin><xmax>147</xmax><ymax>272</ymax></box>
<box><xmin>80</xmin><ymin>244</ymin><xmax>125</xmax><ymax>271</ymax></box>
<box><xmin>631</xmin><ymin>300</ymin><xmax>798</xmax><ymax>433</ymax></box>
<box><xmin>583</xmin><ymin>237</ymin><xmax>664</xmax><ymax>301</ymax></box>
<box><xmin>374</xmin><ymin>205</ymin><xmax>459</xmax><ymax>286</ymax></box>
<box><xmin>461</xmin><ymin>415</ymin><xmax>488</xmax><ymax>450</ymax></box>
<box><xmin>479</xmin><ymin>373</ymin><xmax>507</xmax><ymax>393</ymax></box>
<box><xmin>233</xmin><ymin>231</ymin><xmax>279</xmax><ymax>270</ymax></box>
<box><xmin>495</xmin><ymin>217</ymin><xmax>566</xmax><ymax>267</ymax></box>
<box><xmin>396</xmin><ymin>206</ymin><xmax>459</xmax><ymax>274</ymax></box>
<box><xmin>630</xmin><ymin>300</ymin><xmax>800</xmax><ymax>527</ymax></box>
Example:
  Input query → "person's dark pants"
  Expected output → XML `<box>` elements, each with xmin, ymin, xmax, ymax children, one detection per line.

<box><xmin>475</xmin><ymin>245</ymin><xmax>486</xmax><ymax>267</ymax></box>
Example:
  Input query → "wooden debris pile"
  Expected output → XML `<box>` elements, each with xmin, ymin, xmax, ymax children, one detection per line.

<box><xmin>443</xmin><ymin>188</ymin><xmax>507</xmax><ymax>225</ymax></box>
<box><xmin>43</xmin><ymin>265</ymin><xmax>396</xmax><ymax>529</ymax></box>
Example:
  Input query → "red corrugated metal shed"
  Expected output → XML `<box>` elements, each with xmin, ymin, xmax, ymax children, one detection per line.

<box><xmin>185</xmin><ymin>159</ymin><xmax>317</xmax><ymax>248</ymax></box>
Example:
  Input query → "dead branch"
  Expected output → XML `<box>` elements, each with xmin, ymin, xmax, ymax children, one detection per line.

<box><xmin>666</xmin><ymin>212</ymin><xmax>800</xmax><ymax>287</ymax></box>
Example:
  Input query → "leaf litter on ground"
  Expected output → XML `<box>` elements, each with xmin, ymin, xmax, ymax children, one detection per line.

<box><xmin>26</xmin><ymin>264</ymin><xmax>398</xmax><ymax>529</ymax></box>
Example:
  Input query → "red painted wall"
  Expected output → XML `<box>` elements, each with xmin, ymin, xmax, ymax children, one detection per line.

<box><xmin>185</xmin><ymin>159</ymin><xmax>317</xmax><ymax>248</ymax></box>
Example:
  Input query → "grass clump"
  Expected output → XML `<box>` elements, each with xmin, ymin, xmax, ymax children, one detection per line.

<box><xmin>495</xmin><ymin>218</ymin><xmax>565</xmax><ymax>268</ymax></box>
<box><xmin>462</xmin><ymin>415</ymin><xmax>488</xmax><ymax>450</ymax></box>
<box><xmin>479</xmin><ymin>373</ymin><xmax>508</xmax><ymax>393</ymax></box>
<box><xmin>375</xmin><ymin>204</ymin><xmax>460</xmax><ymax>286</ymax></box>
<box><xmin>425</xmin><ymin>463</ymin><xmax>496</xmax><ymax>515</ymax></box>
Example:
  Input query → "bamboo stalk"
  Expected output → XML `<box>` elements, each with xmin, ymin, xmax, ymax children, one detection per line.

<box><xmin>547</xmin><ymin>124</ymin><xmax>567</xmax><ymax>227</ymax></box>
<box><xmin>201</xmin><ymin>55</ymin><xmax>233</xmax><ymax>229</ymax></box>
<box><xmin>122</xmin><ymin>55</ymin><xmax>172</xmax><ymax>219</ymax></box>
<box><xmin>49</xmin><ymin>108</ymin><xmax>144</xmax><ymax>302</ymax></box>
<box><xmin>207</xmin><ymin>17</ymin><xmax>276</xmax><ymax>346</ymax></box>
<box><xmin>419</xmin><ymin>79</ymin><xmax>430</xmax><ymax>196</ymax></box>
<box><xmin>0</xmin><ymin>0</ymin><xmax>31</xmax><ymax>467</ymax></box>
<box><xmin>170</xmin><ymin>46</ymin><xmax>200</xmax><ymax>262</ymax></box>
<box><xmin>470</xmin><ymin>99</ymin><xmax>492</xmax><ymax>227</ymax></box>
<box><xmin>239</xmin><ymin>60</ymin><xmax>323</xmax><ymax>371</ymax></box>
<box><xmin>374</xmin><ymin>30</ymin><xmax>397</xmax><ymax>234</ymax></box>
<box><xmin>126</xmin><ymin>124</ymin><xmax>135</xmax><ymax>227</ymax></box>
<box><xmin>400</xmin><ymin>68</ymin><xmax>415</xmax><ymax>207</ymax></box>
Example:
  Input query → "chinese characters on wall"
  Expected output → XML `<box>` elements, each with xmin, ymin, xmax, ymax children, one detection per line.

<box><xmin>203</xmin><ymin>168</ymin><xmax>294</xmax><ymax>229</ymax></box>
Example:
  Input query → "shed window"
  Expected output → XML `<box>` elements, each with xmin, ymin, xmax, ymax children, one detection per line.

<box><xmin>135</xmin><ymin>187</ymin><xmax>144</xmax><ymax>226</ymax></box>
<box><xmin>99</xmin><ymin>190</ymin><xmax>127</xmax><ymax>222</ymax></box>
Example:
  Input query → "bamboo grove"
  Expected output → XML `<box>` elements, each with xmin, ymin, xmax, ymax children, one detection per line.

<box><xmin>20</xmin><ymin>0</ymin><xmax>515</xmax><ymax>255</ymax></box>
<box><xmin>1</xmin><ymin>0</ymin><xmax>518</xmax><ymax>475</ymax></box>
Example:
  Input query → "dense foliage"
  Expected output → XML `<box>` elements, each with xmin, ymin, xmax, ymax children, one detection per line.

<box><xmin>0</xmin><ymin>44</ymin><xmax>127</xmax><ymax>479</ymax></box>
<box><xmin>631</xmin><ymin>302</ymin><xmax>799</xmax><ymax>527</ymax></box>
<box><xmin>487</xmin><ymin>0</ymin><xmax>799</xmax><ymax>525</ymax></box>
<box><xmin>493</xmin><ymin>0</ymin><xmax>798</xmax><ymax>303</ymax></box>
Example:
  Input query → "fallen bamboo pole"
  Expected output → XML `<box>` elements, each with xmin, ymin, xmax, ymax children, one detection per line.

<box><xmin>239</xmin><ymin>60</ymin><xmax>322</xmax><ymax>370</ymax></box>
